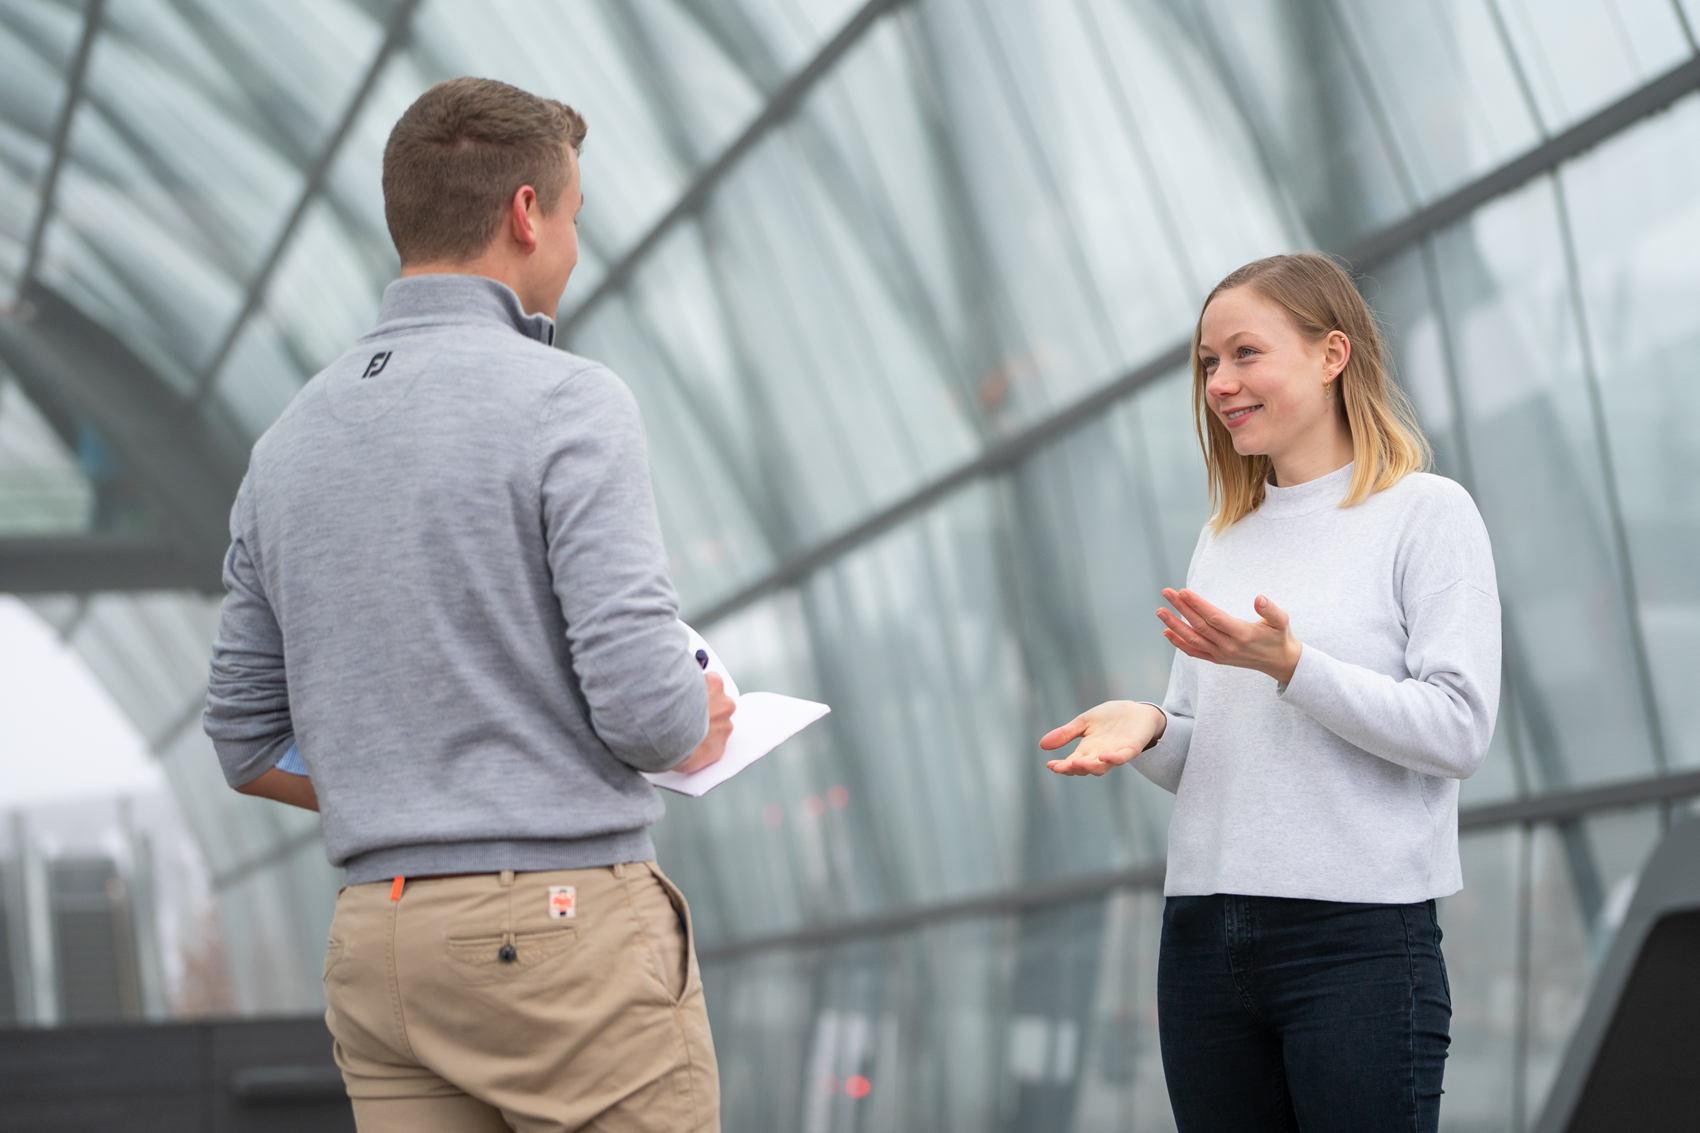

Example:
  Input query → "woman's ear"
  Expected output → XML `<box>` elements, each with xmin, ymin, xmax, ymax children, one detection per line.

<box><xmin>1325</xmin><ymin>329</ymin><xmax>1351</xmax><ymax>378</ymax></box>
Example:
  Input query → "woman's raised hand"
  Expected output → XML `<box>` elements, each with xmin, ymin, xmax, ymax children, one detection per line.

<box><xmin>1041</xmin><ymin>701</ymin><xmax>1166</xmax><ymax>776</ymax></box>
<box><xmin>1158</xmin><ymin>588</ymin><xmax>1302</xmax><ymax>685</ymax></box>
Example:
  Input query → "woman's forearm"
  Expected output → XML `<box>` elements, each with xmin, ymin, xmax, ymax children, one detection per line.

<box><xmin>1279</xmin><ymin>645</ymin><xmax>1497</xmax><ymax>779</ymax></box>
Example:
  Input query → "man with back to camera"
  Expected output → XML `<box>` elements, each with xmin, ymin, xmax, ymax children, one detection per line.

<box><xmin>201</xmin><ymin>77</ymin><xmax>735</xmax><ymax>1132</ymax></box>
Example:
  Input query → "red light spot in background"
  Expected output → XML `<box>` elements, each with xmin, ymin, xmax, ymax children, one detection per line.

<box><xmin>819</xmin><ymin>1074</ymin><xmax>840</xmax><ymax>1096</ymax></box>
<box><xmin>846</xmin><ymin>1075</ymin><xmax>871</xmax><ymax>1099</ymax></box>
<box><xmin>804</xmin><ymin>794</ymin><xmax>826</xmax><ymax>817</ymax></box>
<box><xmin>762</xmin><ymin>804</ymin><xmax>783</xmax><ymax>828</ymax></box>
<box><xmin>827</xmin><ymin>785</ymin><xmax>849</xmax><ymax>810</ymax></box>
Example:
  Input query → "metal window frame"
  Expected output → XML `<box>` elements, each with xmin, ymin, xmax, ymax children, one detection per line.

<box><xmin>698</xmin><ymin>769</ymin><xmax>1700</xmax><ymax>962</ymax></box>
<box><xmin>16</xmin><ymin>0</ymin><xmax>107</xmax><ymax>298</ymax></box>
<box><xmin>558</xmin><ymin>0</ymin><xmax>914</xmax><ymax>338</ymax></box>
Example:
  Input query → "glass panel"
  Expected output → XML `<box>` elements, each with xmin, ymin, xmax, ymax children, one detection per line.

<box><xmin>573</xmin><ymin>2</ymin><xmax>1290</xmax><ymax>617</ymax></box>
<box><xmin>576</xmin><ymin>287</ymin><xmax>779</xmax><ymax>615</ymax></box>
<box><xmin>1682</xmin><ymin>1</ymin><xmax>1700</xmax><ymax>45</ymax></box>
<box><xmin>212</xmin><ymin>199</ymin><xmax>383</xmax><ymax>439</ymax></box>
<box><xmin>1557</xmin><ymin>95</ymin><xmax>1700</xmax><ymax>768</ymax></box>
<box><xmin>0</xmin><ymin>0</ymin><xmax>79</xmax><ymax>291</ymax></box>
<box><xmin>0</xmin><ymin>375</ymin><xmax>92</xmax><ymax>534</ymax></box>
<box><xmin>655</xmin><ymin>482</ymin><xmax>1038</xmax><ymax>936</ymax></box>
<box><xmin>1172</xmin><ymin>0</ymin><xmax>1416</xmax><ymax>248</ymax></box>
<box><xmin>1369</xmin><ymin>245</ymin><xmax>1527</xmax><ymax>806</ymax></box>
<box><xmin>1439</xmin><ymin>827</ymin><xmax>1521</xmax><ymax>1132</ymax></box>
<box><xmin>1523</xmin><ymin>821</ymin><xmax>1595</xmax><ymax>1122</ymax></box>
<box><xmin>1333</xmin><ymin>0</ymin><xmax>1545</xmax><ymax>202</ymax></box>
<box><xmin>409</xmin><ymin>0</ymin><xmax>760</xmax><ymax>269</ymax></box>
<box><xmin>703</xmin><ymin>897</ymin><xmax>1168</xmax><ymax>1133</ymax></box>
<box><xmin>36</xmin><ymin>0</ymin><xmax>388</xmax><ymax>379</ymax></box>
<box><xmin>64</xmin><ymin>593</ymin><xmax>219</xmax><ymax>746</ymax></box>
<box><xmin>1426</xmin><ymin>177</ymin><xmax>1659</xmax><ymax>788</ymax></box>
<box><xmin>1495</xmin><ymin>0</ymin><xmax>1691</xmax><ymax>130</ymax></box>
<box><xmin>1070</xmin><ymin>889</ymin><xmax>1173</xmax><ymax>1132</ymax></box>
<box><xmin>152</xmin><ymin>721</ymin><xmax>336</xmax><ymax>1015</ymax></box>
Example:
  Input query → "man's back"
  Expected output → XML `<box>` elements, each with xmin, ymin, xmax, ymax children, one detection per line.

<box><xmin>203</xmin><ymin>78</ymin><xmax>727</xmax><ymax>1132</ymax></box>
<box><xmin>205</xmin><ymin>274</ymin><xmax>708</xmax><ymax>884</ymax></box>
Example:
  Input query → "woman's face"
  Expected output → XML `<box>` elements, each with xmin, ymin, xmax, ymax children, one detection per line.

<box><xmin>1198</xmin><ymin>285</ymin><xmax>1348</xmax><ymax>467</ymax></box>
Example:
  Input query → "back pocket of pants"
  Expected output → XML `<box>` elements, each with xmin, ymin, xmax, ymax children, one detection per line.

<box><xmin>446</xmin><ymin>928</ymin><xmax>578</xmax><ymax>985</ymax></box>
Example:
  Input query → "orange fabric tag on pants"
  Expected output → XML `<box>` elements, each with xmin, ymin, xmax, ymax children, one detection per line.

<box><xmin>390</xmin><ymin>876</ymin><xmax>405</xmax><ymax>901</ymax></box>
<box><xmin>549</xmin><ymin>886</ymin><xmax>577</xmax><ymax>919</ymax></box>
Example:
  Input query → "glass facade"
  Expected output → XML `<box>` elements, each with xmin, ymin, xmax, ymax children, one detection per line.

<box><xmin>0</xmin><ymin>0</ymin><xmax>1696</xmax><ymax>1128</ymax></box>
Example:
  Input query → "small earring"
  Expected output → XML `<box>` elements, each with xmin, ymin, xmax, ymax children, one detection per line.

<box><xmin>1325</xmin><ymin>383</ymin><xmax>1332</xmax><ymax>400</ymax></box>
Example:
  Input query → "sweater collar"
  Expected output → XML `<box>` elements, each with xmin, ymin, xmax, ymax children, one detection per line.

<box><xmin>1257</xmin><ymin>461</ymin><xmax>1355</xmax><ymax>519</ymax></box>
<box><xmin>375</xmin><ymin>274</ymin><xmax>556</xmax><ymax>346</ymax></box>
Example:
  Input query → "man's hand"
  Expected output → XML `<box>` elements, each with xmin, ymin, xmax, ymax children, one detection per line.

<box><xmin>1157</xmin><ymin>588</ymin><xmax>1302</xmax><ymax>685</ymax></box>
<box><xmin>671</xmin><ymin>673</ymin><xmax>735</xmax><ymax>775</ymax></box>
<box><xmin>1041</xmin><ymin>701</ymin><xmax>1166</xmax><ymax>777</ymax></box>
<box><xmin>235</xmin><ymin>766</ymin><xmax>320</xmax><ymax>811</ymax></box>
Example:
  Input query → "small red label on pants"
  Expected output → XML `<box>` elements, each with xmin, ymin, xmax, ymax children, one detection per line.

<box><xmin>548</xmin><ymin>886</ymin><xmax>577</xmax><ymax>919</ymax></box>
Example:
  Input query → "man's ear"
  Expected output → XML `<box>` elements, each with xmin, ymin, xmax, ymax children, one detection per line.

<box><xmin>509</xmin><ymin>185</ymin><xmax>540</xmax><ymax>254</ymax></box>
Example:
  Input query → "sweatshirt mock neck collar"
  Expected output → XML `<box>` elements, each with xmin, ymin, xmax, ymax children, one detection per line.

<box><xmin>376</xmin><ymin>274</ymin><xmax>556</xmax><ymax>346</ymax></box>
<box><xmin>1257</xmin><ymin>461</ymin><xmax>1355</xmax><ymax>519</ymax></box>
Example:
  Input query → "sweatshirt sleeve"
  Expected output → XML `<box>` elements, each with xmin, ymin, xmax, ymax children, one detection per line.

<box><xmin>1133</xmin><ymin>524</ymin><xmax>1209</xmax><ymax>793</ymax></box>
<box><xmin>1133</xmin><ymin>650</ymin><xmax>1196</xmax><ymax>793</ymax></box>
<box><xmin>1277</xmin><ymin>482</ymin><xmax>1502</xmax><ymax>779</ymax></box>
<box><xmin>537</xmin><ymin>365</ymin><xmax>708</xmax><ymax>773</ymax></box>
<box><xmin>203</xmin><ymin>474</ymin><xmax>296</xmax><ymax>786</ymax></box>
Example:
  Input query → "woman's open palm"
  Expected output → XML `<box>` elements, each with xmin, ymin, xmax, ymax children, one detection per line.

<box><xmin>1041</xmin><ymin>701</ymin><xmax>1165</xmax><ymax>776</ymax></box>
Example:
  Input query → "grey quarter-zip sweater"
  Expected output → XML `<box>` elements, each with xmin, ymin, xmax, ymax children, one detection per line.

<box><xmin>203</xmin><ymin>275</ymin><xmax>708</xmax><ymax>885</ymax></box>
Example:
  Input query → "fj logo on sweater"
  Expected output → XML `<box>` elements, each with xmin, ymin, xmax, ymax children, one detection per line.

<box><xmin>362</xmin><ymin>351</ymin><xmax>392</xmax><ymax>378</ymax></box>
<box><xmin>548</xmin><ymin>886</ymin><xmax>577</xmax><ymax>919</ymax></box>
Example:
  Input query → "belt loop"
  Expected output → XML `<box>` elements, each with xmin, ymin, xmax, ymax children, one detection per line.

<box><xmin>499</xmin><ymin>870</ymin><xmax>515</xmax><ymax>889</ymax></box>
<box><xmin>612</xmin><ymin>862</ymin><xmax>626</xmax><ymax>879</ymax></box>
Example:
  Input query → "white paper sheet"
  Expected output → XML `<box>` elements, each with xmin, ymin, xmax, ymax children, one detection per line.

<box><xmin>642</xmin><ymin>626</ymin><xmax>830</xmax><ymax>797</ymax></box>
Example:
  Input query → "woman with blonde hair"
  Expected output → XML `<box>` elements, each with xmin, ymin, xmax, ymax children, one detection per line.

<box><xmin>1041</xmin><ymin>253</ymin><xmax>1500</xmax><ymax>1131</ymax></box>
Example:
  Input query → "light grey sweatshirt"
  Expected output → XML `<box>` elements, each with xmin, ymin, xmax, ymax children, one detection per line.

<box><xmin>1137</xmin><ymin>463</ymin><xmax>1501</xmax><ymax>903</ymax></box>
<box><xmin>203</xmin><ymin>275</ymin><xmax>708</xmax><ymax>885</ymax></box>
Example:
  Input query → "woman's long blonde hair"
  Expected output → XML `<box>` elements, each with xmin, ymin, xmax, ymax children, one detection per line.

<box><xmin>1193</xmin><ymin>253</ymin><xmax>1431</xmax><ymax>533</ymax></box>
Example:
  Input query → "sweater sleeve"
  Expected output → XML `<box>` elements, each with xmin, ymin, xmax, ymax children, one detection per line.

<box><xmin>1132</xmin><ymin>524</ymin><xmax>1209</xmax><ymax>793</ymax></box>
<box><xmin>203</xmin><ymin>474</ymin><xmax>297</xmax><ymax>787</ymax></box>
<box><xmin>1133</xmin><ymin>651</ymin><xmax>1196</xmax><ymax>793</ymax></box>
<box><xmin>1277</xmin><ymin>483</ymin><xmax>1502</xmax><ymax>779</ymax></box>
<box><xmin>537</xmin><ymin>364</ymin><xmax>709</xmax><ymax>773</ymax></box>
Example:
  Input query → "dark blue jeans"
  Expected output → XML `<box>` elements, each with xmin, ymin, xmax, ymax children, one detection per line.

<box><xmin>1157</xmin><ymin>894</ymin><xmax>1450</xmax><ymax>1132</ymax></box>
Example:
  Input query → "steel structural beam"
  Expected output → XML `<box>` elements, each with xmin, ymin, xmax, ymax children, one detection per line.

<box><xmin>687</xmin><ymin>342</ymin><xmax>1192</xmax><ymax>627</ymax></box>
<box><xmin>0</xmin><ymin>535</ymin><xmax>218</xmax><ymax>593</ymax></box>
<box><xmin>0</xmin><ymin>283</ymin><xmax>247</xmax><ymax>593</ymax></box>
<box><xmin>1346</xmin><ymin>54</ymin><xmax>1700</xmax><ymax>269</ymax></box>
<box><xmin>699</xmin><ymin>768</ymin><xmax>1700</xmax><ymax>962</ymax></box>
<box><xmin>194</xmin><ymin>0</ymin><xmax>422</xmax><ymax>398</ymax></box>
<box><xmin>684</xmin><ymin>56</ymin><xmax>1700</xmax><ymax>631</ymax></box>
<box><xmin>559</xmin><ymin>0</ymin><xmax>912</xmax><ymax>338</ymax></box>
<box><xmin>17</xmin><ymin>0</ymin><xmax>107</xmax><ymax>296</ymax></box>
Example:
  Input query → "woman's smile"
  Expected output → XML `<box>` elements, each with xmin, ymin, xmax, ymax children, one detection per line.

<box><xmin>1221</xmin><ymin>404</ymin><xmax>1263</xmax><ymax>428</ymax></box>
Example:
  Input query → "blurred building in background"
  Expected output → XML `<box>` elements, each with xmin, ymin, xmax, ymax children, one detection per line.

<box><xmin>0</xmin><ymin>0</ymin><xmax>1697</xmax><ymax>1129</ymax></box>
<box><xmin>0</xmin><ymin>793</ymin><xmax>218</xmax><ymax>1028</ymax></box>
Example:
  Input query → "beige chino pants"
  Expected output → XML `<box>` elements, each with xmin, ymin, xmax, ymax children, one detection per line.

<box><xmin>323</xmin><ymin>862</ymin><xmax>719</xmax><ymax>1132</ymax></box>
